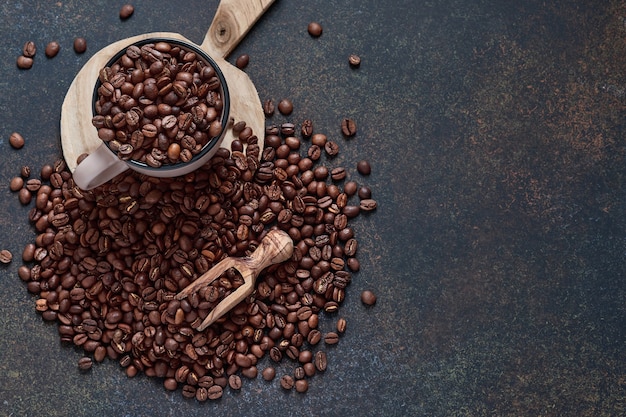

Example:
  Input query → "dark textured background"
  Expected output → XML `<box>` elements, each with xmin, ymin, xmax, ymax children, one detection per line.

<box><xmin>1</xmin><ymin>1</ymin><xmax>625</xmax><ymax>416</ymax></box>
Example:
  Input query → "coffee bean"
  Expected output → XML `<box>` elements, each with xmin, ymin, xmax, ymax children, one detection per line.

<box><xmin>361</xmin><ymin>290</ymin><xmax>377</xmax><ymax>305</ymax></box>
<box><xmin>119</xmin><ymin>4</ymin><xmax>135</xmax><ymax>19</ymax></box>
<box><xmin>336</xmin><ymin>318</ymin><xmax>347</xmax><ymax>333</ymax></box>
<box><xmin>9</xmin><ymin>177</ymin><xmax>24</xmax><ymax>192</ymax></box>
<box><xmin>16</xmin><ymin>55</ymin><xmax>33</xmax><ymax>69</ymax></box>
<box><xmin>45</xmin><ymin>41</ymin><xmax>60</xmax><ymax>58</ymax></box>
<box><xmin>23</xmin><ymin>41</ymin><xmax>37</xmax><ymax>58</ymax></box>
<box><xmin>307</xmin><ymin>22</ymin><xmax>323</xmax><ymax>37</ymax></box>
<box><xmin>357</xmin><ymin>160</ymin><xmax>371</xmax><ymax>175</ymax></box>
<box><xmin>314</xmin><ymin>351</ymin><xmax>327</xmax><ymax>372</ymax></box>
<box><xmin>228</xmin><ymin>374</ymin><xmax>242</xmax><ymax>390</ymax></box>
<box><xmin>359</xmin><ymin>199</ymin><xmax>377</xmax><ymax>212</ymax></box>
<box><xmin>301</xmin><ymin>119</ymin><xmax>313</xmax><ymax>137</ymax></box>
<box><xmin>278</xmin><ymin>99</ymin><xmax>293</xmax><ymax>115</ymax></box>
<box><xmin>263</xmin><ymin>99</ymin><xmax>275</xmax><ymax>116</ymax></box>
<box><xmin>235</xmin><ymin>54</ymin><xmax>250</xmax><ymax>69</ymax></box>
<box><xmin>18</xmin><ymin>188</ymin><xmax>31</xmax><ymax>205</ymax></box>
<box><xmin>324</xmin><ymin>331</ymin><xmax>339</xmax><ymax>345</ymax></box>
<box><xmin>295</xmin><ymin>379</ymin><xmax>309</xmax><ymax>393</ymax></box>
<box><xmin>324</xmin><ymin>140</ymin><xmax>339</xmax><ymax>156</ymax></box>
<box><xmin>262</xmin><ymin>367</ymin><xmax>276</xmax><ymax>381</ymax></box>
<box><xmin>77</xmin><ymin>357</ymin><xmax>93</xmax><ymax>370</ymax></box>
<box><xmin>349</xmin><ymin>54</ymin><xmax>361</xmax><ymax>67</ymax></box>
<box><xmin>73</xmin><ymin>37</ymin><xmax>87</xmax><ymax>53</ymax></box>
<box><xmin>207</xmin><ymin>384</ymin><xmax>223</xmax><ymax>400</ymax></box>
<box><xmin>358</xmin><ymin>186</ymin><xmax>372</xmax><ymax>199</ymax></box>
<box><xmin>0</xmin><ymin>249</ymin><xmax>13</xmax><ymax>264</ymax></box>
<box><xmin>341</xmin><ymin>118</ymin><xmax>357</xmax><ymax>136</ymax></box>
<box><xmin>280</xmin><ymin>375</ymin><xmax>295</xmax><ymax>390</ymax></box>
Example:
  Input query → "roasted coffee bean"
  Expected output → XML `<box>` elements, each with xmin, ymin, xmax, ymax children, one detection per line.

<box><xmin>9</xmin><ymin>132</ymin><xmax>25</xmax><ymax>149</ymax></box>
<box><xmin>358</xmin><ymin>186</ymin><xmax>372</xmax><ymax>199</ymax></box>
<box><xmin>361</xmin><ymin>290</ymin><xmax>377</xmax><ymax>305</ymax></box>
<box><xmin>0</xmin><ymin>250</ymin><xmax>13</xmax><ymax>264</ymax></box>
<box><xmin>341</xmin><ymin>118</ymin><xmax>357</xmax><ymax>136</ymax></box>
<box><xmin>280</xmin><ymin>375</ymin><xmax>295</xmax><ymax>390</ymax></box>
<box><xmin>119</xmin><ymin>4</ymin><xmax>135</xmax><ymax>19</ymax></box>
<box><xmin>263</xmin><ymin>99</ymin><xmax>275</xmax><ymax>116</ymax></box>
<box><xmin>207</xmin><ymin>385</ymin><xmax>223</xmax><ymax>400</ymax></box>
<box><xmin>73</xmin><ymin>37</ymin><xmax>87</xmax><ymax>53</ymax></box>
<box><xmin>359</xmin><ymin>199</ymin><xmax>377</xmax><ymax>212</ymax></box>
<box><xmin>336</xmin><ymin>318</ymin><xmax>347</xmax><ymax>333</ymax></box>
<box><xmin>262</xmin><ymin>367</ymin><xmax>276</xmax><ymax>381</ymax></box>
<box><xmin>78</xmin><ymin>357</ymin><xmax>93</xmax><ymax>370</ymax></box>
<box><xmin>307</xmin><ymin>22</ymin><xmax>323</xmax><ymax>37</ymax></box>
<box><xmin>314</xmin><ymin>351</ymin><xmax>327</xmax><ymax>372</ymax></box>
<box><xmin>324</xmin><ymin>332</ymin><xmax>339</xmax><ymax>345</ymax></box>
<box><xmin>348</xmin><ymin>54</ymin><xmax>361</xmax><ymax>67</ymax></box>
<box><xmin>301</xmin><ymin>119</ymin><xmax>313</xmax><ymax>137</ymax></box>
<box><xmin>228</xmin><ymin>374</ymin><xmax>242</xmax><ymax>390</ymax></box>
<box><xmin>278</xmin><ymin>99</ymin><xmax>293</xmax><ymax>115</ymax></box>
<box><xmin>45</xmin><ymin>41</ymin><xmax>60</xmax><ymax>58</ymax></box>
<box><xmin>9</xmin><ymin>177</ymin><xmax>24</xmax><ymax>192</ymax></box>
<box><xmin>23</xmin><ymin>41</ymin><xmax>37</xmax><ymax>58</ymax></box>
<box><xmin>357</xmin><ymin>160</ymin><xmax>371</xmax><ymax>175</ymax></box>
<box><xmin>16</xmin><ymin>55</ymin><xmax>33</xmax><ymax>69</ymax></box>
<box><xmin>295</xmin><ymin>379</ymin><xmax>309</xmax><ymax>393</ymax></box>
<box><xmin>324</xmin><ymin>140</ymin><xmax>339</xmax><ymax>156</ymax></box>
<box><xmin>235</xmin><ymin>54</ymin><xmax>250</xmax><ymax>69</ymax></box>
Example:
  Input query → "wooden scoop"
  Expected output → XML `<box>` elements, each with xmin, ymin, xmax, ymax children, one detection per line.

<box><xmin>60</xmin><ymin>0</ymin><xmax>274</xmax><ymax>172</ymax></box>
<box><xmin>177</xmin><ymin>229</ymin><xmax>293</xmax><ymax>331</ymax></box>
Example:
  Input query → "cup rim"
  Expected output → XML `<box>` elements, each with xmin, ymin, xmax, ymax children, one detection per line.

<box><xmin>92</xmin><ymin>37</ymin><xmax>230</xmax><ymax>173</ymax></box>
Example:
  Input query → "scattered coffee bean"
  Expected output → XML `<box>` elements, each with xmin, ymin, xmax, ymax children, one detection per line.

<box><xmin>9</xmin><ymin>132</ymin><xmax>25</xmax><ymax>149</ymax></box>
<box><xmin>207</xmin><ymin>385</ymin><xmax>223</xmax><ymax>400</ymax></box>
<box><xmin>308</xmin><ymin>22</ymin><xmax>323</xmax><ymax>37</ymax></box>
<box><xmin>45</xmin><ymin>41</ymin><xmax>60</xmax><ymax>58</ymax></box>
<box><xmin>263</xmin><ymin>99</ymin><xmax>275</xmax><ymax>116</ymax></box>
<box><xmin>228</xmin><ymin>374</ymin><xmax>242</xmax><ymax>390</ymax></box>
<box><xmin>235</xmin><ymin>53</ymin><xmax>250</xmax><ymax>69</ymax></box>
<box><xmin>280</xmin><ymin>375</ymin><xmax>295</xmax><ymax>390</ymax></box>
<box><xmin>20</xmin><ymin>166</ymin><xmax>31</xmax><ymax>178</ymax></box>
<box><xmin>359</xmin><ymin>198</ymin><xmax>378</xmax><ymax>212</ymax></box>
<box><xmin>341</xmin><ymin>118</ymin><xmax>357</xmax><ymax>136</ymax></box>
<box><xmin>324</xmin><ymin>332</ymin><xmax>339</xmax><ymax>345</ymax></box>
<box><xmin>301</xmin><ymin>119</ymin><xmax>313</xmax><ymax>137</ymax></box>
<box><xmin>357</xmin><ymin>159</ymin><xmax>371</xmax><ymax>175</ymax></box>
<box><xmin>16</xmin><ymin>55</ymin><xmax>33</xmax><ymax>69</ymax></box>
<box><xmin>77</xmin><ymin>357</ymin><xmax>93</xmax><ymax>370</ymax></box>
<box><xmin>336</xmin><ymin>318</ymin><xmax>347</xmax><ymax>333</ymax></box>
<box><xmin>73</xmin><ymin>37</ymin><xmax>87</xmax><ymax>53</ymax></box>
<box><xmin>324</xmin><ymin>140</ymin><xmax>339</xmax><ymax>156</ymax></box>
<box><xmin>295</xmin><ymin>379</ymin><xmax>309</xmax><ymax>393</ymax></box>
<box><xmin>0</xmin><ymin>250</ymin><xmax>13</xmax><ymax>264</ymax></box>
<box><xmin>361</xmin><ymin>290</ymin><xmax>377</xmax><ymax>305</ymax></box>
<box><xmin>314</xmin><ymin>351</ymin><xmax>327</xmax><ymax>372</ymax></box>
<box><xmin>9</xmin><ymin>177</ymin><xmax>24</xmax><ymax>192</ymax></box>
<box><xmin>119</xmin><ymin>4</ymin><xmax>135</xmax><ymax>19</ymax></box>
<box><xmin>262</xmin><ymin>367</ymin><xmax>276</xmax><ymax>381</ymax></box>
<box><xmin>349</xmin><ymin>54</ymin><xmax>361</xmax><ymax>67</ymax></box>
<box><xmin>278</xmin><ymin>98</ymin><xmax>294</xmax><ymax>115</ymax></box>
<box><xmin>22</xmin><ymin>41</ymin><xmax>37</xmax><ymax>58</ymax></box>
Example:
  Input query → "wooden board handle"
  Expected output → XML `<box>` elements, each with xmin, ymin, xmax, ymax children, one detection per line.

<box><xmin>202</xmin><ymin>0</ymin><xmax>275</xmax><ymax>58</ymax></box>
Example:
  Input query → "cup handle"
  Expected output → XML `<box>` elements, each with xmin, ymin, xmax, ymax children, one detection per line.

<box><xmin>72</xmin><ymin>144</ymin><xmax>129</xmax><ymax>190</ymax></box>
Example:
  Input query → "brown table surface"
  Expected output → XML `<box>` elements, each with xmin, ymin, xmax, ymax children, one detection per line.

<box><xmin>1</xmin><ymin>1</ymin><xmax>625</xmax><ymax>416</ymax></box>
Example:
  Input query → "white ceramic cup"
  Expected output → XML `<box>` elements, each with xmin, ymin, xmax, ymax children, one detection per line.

<box><xmin>72</xmin><ymin>38</ymin><xmax>230</xmax><ymax>190</ymax></box>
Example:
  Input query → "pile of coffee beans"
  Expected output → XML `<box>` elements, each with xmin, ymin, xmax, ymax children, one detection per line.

<box><xmin>92</xmin><ymin>41</ymin><xmax>226</xmax><ymax>167</ymax></box>
<box><xmin>16</xmin><ymin>116</ymin><xmax>376</xmax><ymax>400</ymax></box>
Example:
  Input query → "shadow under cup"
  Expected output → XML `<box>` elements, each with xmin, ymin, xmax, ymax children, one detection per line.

<box><xmin>92</xmin><ymin>37</ymin><xmax>231</xmax><ymax>177</ymax></box>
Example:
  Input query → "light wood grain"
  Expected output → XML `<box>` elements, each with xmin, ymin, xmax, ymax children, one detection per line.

<box><xmin>61</xmin><ymin>0</ymin><xmax>275</xmax><ymax>172</ymax></box>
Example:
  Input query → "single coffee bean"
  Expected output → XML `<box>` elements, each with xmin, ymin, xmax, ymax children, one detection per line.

<box><xmin>119</xmin><ymin>4</ymin><xmax>135</xmax><ymax>19</ymax></box>
<box><xmin>74</xmin><ymin>37</ymin><xmax>87</xmax><ymax>53</ymax></box>
<box><xmin>307</xmin><ymin>22</ymin><xmax>323</xmax><ymax>37</ymax></box>
<box><xmin>359</xmin><ymin>198</ymin><xmax>378</xmax><ymax>212</ymax></box>
<box><xmin>23</xmin><ymin>41</ymin><xmax>37</xmax><ymax>58</ymax></box>
<box><xmin>18</xmin><ymin>188</ymin><xmax>31</xmax><ymax>205</ymax></box>
<box><xmin>235</xmin><ymin>54</ymin><xmax>250</xmax><ymax>69</ymax></box>
<box><xmin>77</xmin><ymin>356</ymin><xmax>93</xmax><ymax>370</ymax></box>
<box><xmin>228</xmin><ymin>374</ymin><xmax>242</xmax><ymax>390</ymax></box>
<box><xmin>295</xmin><ymin>379</ymin><xmax>309</xmax><ymax>393</ymax></box>
<box><xmin>324</xmin><ymin>331</ymin><xmax>339</xmax><ymax>345</ymax></box>
<box><xmin>45</xmin><ymin>41</ymin><xmax>60</xmax><ymax>58</ymax></box>
<box><xmin>358</xmin><ymin>186</ymin><xmax>372</xmax><ymax>199</ymax></box>
<box><xmin>16</xmin><ymin>55</ymin><xmax>33</xmax><ymax>69</ymax></box>
<box><xmin>9</xmin><ymin>177</ymin><xmax>24</xmax><ymax>192</ymax></box>
<box><xmin>324</xmin><ymin>140</ymin><xmax>339</xmax><ymax>156</ymax></box>
<box><xmin>262</xmin><ymin>367</ymin><xmax>276</xmax><ymax>381</ymax></box>
<box><xmin>357</xmin><ymin>159</ymin><xmax>371</xmax><ymax>175</ymax></box>
<box><xmin>263</xmin><ymin>99</ymin><xmax>275</xmax><ymax>116</ymax></box>
<box><xmin>361</xmin><ymin>290</ymin><xmax>377</xmax><ymax>305</ymax></box>
<box><xmin>280</xmin><ymin>375</ymin><xmax>295</xmax><ymax>390</ymax></box>
<box><xmin>336</xmin><ymin>318</ymin><xmax>347</xmax><ymax>333</ymax></box>
<box><xmin>0</xmin><ymin>249</ymin><xmax>13</xmax><ymax>264</ymax></box>
<box><xmin>301</xmin><ymin>119</ymin><xmax>313</xmax><ymax>137</ymax></box>
<box><xmin>207</xmin><ymin>384</ymin><xmax>223</xmax><ymax>400</ymax></box>
<box><xmin>20</xmin><ymin>166</ymin><xmax>31</xmax><ymax>178</ymax></box>
<box><xmin>341</xmin><ymin>118</ymin><xmax>357</xmax><ymax>136</ymax></box>
<box><xmin>278</xmin><ymin>99</ymin><xmax>293</xmax><ymax>115</ymax></box>
<box><xmin>314</xmin><ymin>351</ymin><xmax>327</xmax><ymax>372</ymax></box>
<box><xmin>349</xmin><ymin>54</ymin><xmax>361</xmax><ymax>67</ymax></box>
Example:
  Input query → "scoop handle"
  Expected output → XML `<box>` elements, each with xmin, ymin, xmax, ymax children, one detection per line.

<box><xmin>201</xmin><ymin>0</ymin><xmax>275</xmax><ymax>58</ymax></box>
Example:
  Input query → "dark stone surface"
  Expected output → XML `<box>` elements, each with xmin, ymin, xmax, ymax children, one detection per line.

<box><xmin>1</xmin><ymin>0</ymin><xmax>625</xmax><ymax>416</ymax></box>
